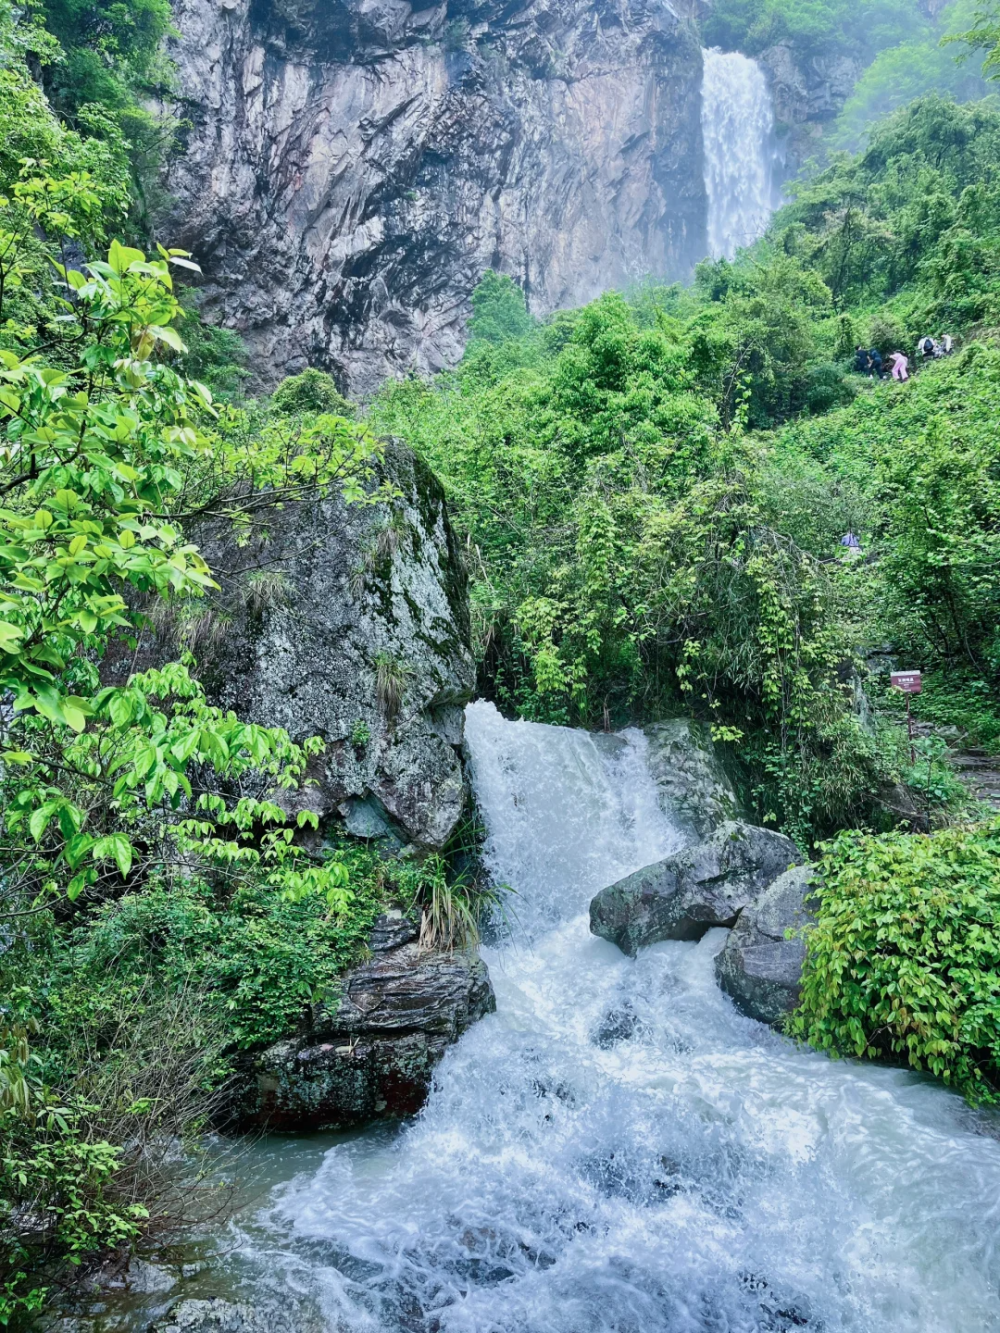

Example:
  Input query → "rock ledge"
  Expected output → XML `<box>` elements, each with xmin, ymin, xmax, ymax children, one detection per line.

<box><xmin>243</xmin><ymin>912</ymin><xmax>495</xmax><ymax>1129</ymax></box>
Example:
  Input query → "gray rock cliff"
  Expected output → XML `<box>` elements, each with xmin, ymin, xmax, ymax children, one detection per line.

<box><xmin>111</xmin><ymin>439</ymin><xmax>475</xmax><ymax>851</ymax></box>
<box><xmin>642</xmin><ymin>719</ymin><xmax>740</xmax><ymax>840</ymax></box>
<box><xmin>758</xmin><ymin>40</ymin><xmax>862</xmax><ymax>169</ymax></box>
<box><xmin>161</xmin><ymin>0</ymin><xmax>707</xmax><ymax>394</ymax></box>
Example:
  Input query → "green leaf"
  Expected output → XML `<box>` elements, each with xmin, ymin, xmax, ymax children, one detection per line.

<box><xmin>108</xmin><ymin>833</ymin><xmax>133</xmax><ymax>878</ymax></box>
<box><xmin>29</xmin><ymin>802</ymin><xmax>58</xmax><ymax>842</ymax></box>
<box><xmin>0</xmin><ymin>621</ymin><xmax>23</xmax><ymax>653</ymax></box>
<box><xmin>60</xmin><ymin>703</ymin><xmax>86</xmax><ymax>733</ymax></box>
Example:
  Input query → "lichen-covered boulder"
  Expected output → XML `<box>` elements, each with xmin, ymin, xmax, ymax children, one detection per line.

<box><xmin>642</xmin><ymin>720</ymin><xmax>740</xmax><ymax>839</ymax></box>
<box><xmin>108</xmin><ymin>441</ymin><xmax>475</xmax><ymax>852</ymax></box>
<box><xmin>244</xmin><ymin>912</ymin><xmax>495</xmax><ymax>1130</ymax></box>
<box><xmin>715</xmin><ymin>864</ymin><xmax>818</xmax><ymax>1025</ymax></box>
<box><xmin>589</xmin><ymin>821</ymin><xmax>801</xmax><ymax>957</ymax></box>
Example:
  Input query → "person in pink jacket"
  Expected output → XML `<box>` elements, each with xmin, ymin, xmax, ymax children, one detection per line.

<box><xmin>890</xmin><ymin>351</ymin><xmax>909</xmax><ymax>381</ymax></box>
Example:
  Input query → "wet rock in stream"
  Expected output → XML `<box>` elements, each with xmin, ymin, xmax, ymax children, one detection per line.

<box><xmin>150</xmin><ymin>1298</ymin><xmax>311</xmax><ymax>1333</ymax></box>
<box><xmin>242</xmin><ymin>913</ymin><xmax>495</xmax><ymax>1129</ymax></box>
<box><xmin>590</xmin><ymin>820</ymin><xmax>801</xmax><ymax>956</ymax></box>
<box><xmin>715</xmin><ymin>864</ymin><xmax>819</xmax><ymax>1025</ymax></box>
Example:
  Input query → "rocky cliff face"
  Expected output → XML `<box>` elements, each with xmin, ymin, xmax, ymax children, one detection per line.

<box><xmin>199</xmin><ymin>441</ymin><xmax>475</xmax><ymax>849</ymax></box>
<box><xmin>759</xmin><ymin>41</ymin><xmax>862</xmax><ymax>167</ymax></box>
<box><xmin>162</xmin><ymin>0</ymin><xmax>706</xmax><ymax>395</ymax></box>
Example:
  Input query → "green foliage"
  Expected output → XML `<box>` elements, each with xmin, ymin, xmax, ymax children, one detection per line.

<box><xmin>272</xmin><ymin>368</ymin><xmax>355</xmax><ymax>417</ymax></box>
<box><xmin>0</xmin><ymin>232</ymin><xmax>378</xmax><ymax>915</ymax></box>
<box><xmin>0</xmin><ymin>87</ymin><xmax>380</xmax><ymax>1308</ymax></box>
<box><xmin>177</xmin><ymin>310</ymin><xmax>250</xmax><ymax>400</ymax></box>
<box><xmin>833</xmin><ymin>0</ymin><xmax>989</xmax><ymax>149</ymax></box>
<box><xmin>350</xmin><ymin>718</ymin><xmax>372</xmax><ymax>749</ymax></box>
<box><xmin>948</xmin><ymin>0</ymin><xmax>1000</xmax><ymax>79</ymax></box>
<box><xmin>374</xmin><ymin>651</ymin><xmax>412</xmax><ymax>720</ymax></box>
<box><xmin>397</xmin><ymin>849</ymin><xmax>507</xmax><ymax>950</ymax></box>
<box><xmin>45</xmin><ymin>866</ymin><xmax>385</xmax><ymax>1055</ymax></box>
<box><xmin>0</xmin><ymin>0</ymin><xmax>178</xmax><ymax>230</ymax></box>
<box><xmin>702</xmin><ymin>0</ymin><xmax>922</xmax><ymax>62</ymax></box>
<box><xmin>782</xmin><ymin>97</ymin><xmax>1000</xmax><ymax>321</ymax></box>
<box><xmin>34</xmin><ymin>0</ymin><xmax>173</xmax><ymax>115</ymax></box>
<box><xmin>468</xmin><ymin>270</ymin><xmax>535</xmax><ymax>344</ymax></box>
<box><xmin>778</xmin><ymin>345</ymin><xmax>1000</xmax><ymax>720</ymax></box>
<box><xmin>370</xmin><ymin>95</ymin><xmax>1000</xmax><ymax>839</ymax></box>
<box><xmin>791</xmin><ymin>819</ymin><xmax>1000</xmax><ymax>1104</ymax></box>
<box><xmin>909</xmin><ymin>672</ymin><xmax>1000</xmax><ymax>750</ymax></box>
<box><xmin>370</xmin><ymin>271</ymin><xmax>890</xmax><ymax>834</ymax></box>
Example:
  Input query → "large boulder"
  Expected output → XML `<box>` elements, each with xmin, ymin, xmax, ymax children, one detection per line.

<box><xmin>590</xmin><ymin>821</ymin><xmax>801</xmax><ymax>957</ymax></box>
<box><xmin>108</xmin><ymin>441</ymin><xmax>476</xmax><ymax>852</ymax></box>
<box><xmin>642</xmin><ymin>720</ymin><xmax>740</xmax><ymax>839</ymax></box>
<box><xmin>243</xmin><ymin>911</ymin><xmax>495</xmax><ymax>1130</ymax></box>
<box><xmin>715</xmin><ymin>865</ymin><xmax>818</xmax><ymax>1025</ymax></box>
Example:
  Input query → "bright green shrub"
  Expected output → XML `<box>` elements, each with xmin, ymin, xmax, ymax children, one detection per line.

<box><xmin>468</xmin><ymin>270</ymin><xmax>534</xmax><ymax>344</ymax></box>
<box><xmin>43</xmin><ymin>864</ymin><xmax>386</xmax><ymax>1055</ymax></box>
<box><xmin>272</xmin><ymin>367</ymin><xmax>355</xmax><ymax>417</ymax></box>
<box><xmin>791</xmin><ymin>819</ymin><xmax>1000</xmax><ymax>1102</ymax></box>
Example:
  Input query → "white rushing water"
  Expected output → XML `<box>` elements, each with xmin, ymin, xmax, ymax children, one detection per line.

<box><xmin>702</xmin><ymin>49</ymin><xmax>777</xmax><ymax>259</ymax></box>
<box><xmin>229</xmin><ymin>701</ymin><xmax>1000</xmax><ymax>1331</ymax></box>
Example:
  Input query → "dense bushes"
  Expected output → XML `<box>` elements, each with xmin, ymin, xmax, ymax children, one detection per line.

<box><xmin>791</xmin><ymin>820</ymin><xmax>1000</xmax><ymax>1103</ymax></box>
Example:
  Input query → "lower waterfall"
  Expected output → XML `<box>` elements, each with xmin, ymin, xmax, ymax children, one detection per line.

<box><xmin>225</xmin><ymin>702</ymin><xmax>1000</xmax><ymax>1331</ymax></box>
<box><xmin>701</xmin><ymin>49</ymin><xmax>777</xmax><ymax>259</ymax></box>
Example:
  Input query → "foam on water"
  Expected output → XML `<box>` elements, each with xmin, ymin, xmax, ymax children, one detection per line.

<box><xmin>228</xmin><ymin>701</ymin><xmax>1000</xmax><ymax>1331</ymax></box>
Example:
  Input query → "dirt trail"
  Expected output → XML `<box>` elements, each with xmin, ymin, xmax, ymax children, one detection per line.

<box><xmin>907</xmin><ymin>720</ymin><xmax>1000</xmax><ymax>810</ymax></box>
<box><xmin>948</xmin><ymin>750</ymin><xmax>1000</xmax><ymax>808</ymax></box>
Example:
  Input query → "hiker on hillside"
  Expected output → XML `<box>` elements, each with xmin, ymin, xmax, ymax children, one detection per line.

<box><xmin>868</xmin><ymin>347</ymin><xmax>883</xmax><ymax>378</ymax></box>
<box><xmin>889</xmin><ymin>351</ymin><xmax>909</xmax><ymax>381</ymax></box>
<box><xmin>854</xmin><ymin>345</ymin><xmax>870</xmax><ymax>374</ymax></box>
<box><xmin>940</xmin><ymin>333</ymin><xmax>954</xmax><ymax>354</ymax></box>
<box><xmin>918</xmin><ymin>335</ymin><xmax>936</xmax><ymax>360</ymax></box>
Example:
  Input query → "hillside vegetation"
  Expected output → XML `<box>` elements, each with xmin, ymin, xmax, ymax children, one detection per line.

<box><xmin>372</xmin><ymin>96</ymin><xmax>1000</xmax><ymax>837</ymax></box>
<box><xmin>2</xmin><ymin>0</ymin><xmax>1000</xmax><ymax>1317</ymax></box>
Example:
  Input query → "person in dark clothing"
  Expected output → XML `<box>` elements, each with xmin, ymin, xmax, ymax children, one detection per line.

<box><xmin>854</xmin><ymin>346</ymin><xmax>870</xmax><ymax>374</ymax></box>
<box><xmin>868</xmin><ymin>348</ymin><xmax>883</xmax><ymax>377</ymax></box>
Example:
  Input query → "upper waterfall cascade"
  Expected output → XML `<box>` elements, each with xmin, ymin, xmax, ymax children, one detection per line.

<box><xmin>220</xmin><ymin>701</ymin><xmax>1000</xmax><ymax>1331</ymax></box>
<box><xmin>702</xmin><ymin>48</ymin><xmax>778</xmax><ymax>259</ymax></box>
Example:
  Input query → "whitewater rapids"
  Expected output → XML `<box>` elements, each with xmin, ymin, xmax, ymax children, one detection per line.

<box><xmin>224</xmin><ymin>702</ymin><xmax>1000</xmax><ymax>1332</ymax></box>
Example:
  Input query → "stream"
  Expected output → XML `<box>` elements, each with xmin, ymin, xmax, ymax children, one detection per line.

<box><xmin>95</xmin><ymin>703</ymin><xmax>1000</xmax><ymax>1330</ymax></box>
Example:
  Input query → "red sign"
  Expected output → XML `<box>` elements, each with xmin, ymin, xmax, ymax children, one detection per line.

<box><xmin>890</xmin><ymin>671</ymin><xmax>922</xmax><ymax>694</ymax></box>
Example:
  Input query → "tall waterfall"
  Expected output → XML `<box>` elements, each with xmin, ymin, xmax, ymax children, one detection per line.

<box><xmin>702</xmin><ymin>48</ymin><xmax>777</xmax><ymax>259</ymax></box>
<box><xmin>222</xmin><ymin>702</ymin><xmax>1000</xmax><ymax>1331</ymax></box>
